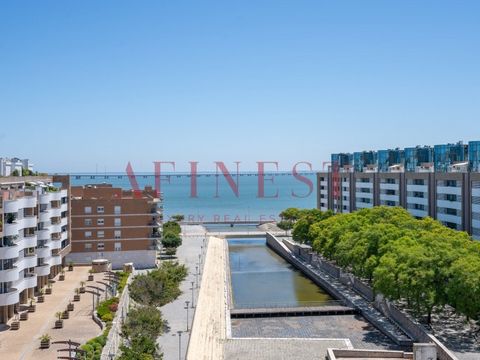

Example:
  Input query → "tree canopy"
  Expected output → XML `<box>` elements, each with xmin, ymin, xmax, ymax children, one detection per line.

<box><xmin>286</xmin><ymin>206</ymin><xmax>479</xmax><ymax>323</ymax></box>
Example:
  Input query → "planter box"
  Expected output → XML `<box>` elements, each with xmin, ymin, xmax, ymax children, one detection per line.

<box><xmin>10</xmin><ymin>321</ymin><xmax>20</xmax><ymax>330</ymax></box>
<box><xmin>28</xmin><ymin>305</ymin><xmax>36</xmax><ymax>313</ymax></box>
<box><xmin>67</xmin><ymin>303</ymin><xmax>74</xmax><ymax>311</ymax></box>
<box><xmin>20</xmin><ymin>312</ymin><xmax>28</xmax><ymax>321</ymax></box>
<box><xmin>68</xmin><ymin>265</ymin><xmax>73</xmax><ymax>271</ymax></box>
<box><xmin>59</xmin><ymin>275</ymin><xmax>65</xmax><ymax>281</ymax></box>
<box><xmin>73</xmin><ymin>294</ymin><xmax>80</xmax><ymax>302</ymax></box>
<box><xmin>55</xmin><ymin>320</ymin><xmax>63</xmax><ymax>329</ymax></box>
<box><xmin>37</xmin><ymin>295</ymin><xmax>45</xmax><ymax>303</ymax></box>
<box><xmin>88</xmin><ymin>274</ymin><xmax>94</xmax><ymax>281</ymax></box>
<box><xmin>80</xmin><ymin>287</ymin><xmax>86</xmax><ymax>294</ymax></box>
<box><xmin>40</xmin><ymin>340</ymin><xmax>50</xmax><ymax>349</ymax></box>
<box><xmin>61</xmin><ymin>311</ymin><xmax>69</xmax><ymax>319</ymax></box>
<box><xmin>46</xmin><ymin>288</ymin><xmax>52</xmax><ymax>295</ymax></box>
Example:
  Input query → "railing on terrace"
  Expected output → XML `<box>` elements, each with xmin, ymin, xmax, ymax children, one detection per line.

<box><xmin>100</xmin><ymin>275</ymin><xmax>131</xmax><ymax>360</ymax></box>
<box><xmin>233</xmin><ymin>299</ymin><xmax>345</xmax><ymax>309</ymax></box>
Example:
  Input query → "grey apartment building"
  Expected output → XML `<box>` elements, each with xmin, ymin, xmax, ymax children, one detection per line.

<box><xmin>317</xmin><ymin>141</ymin><xmax>480</xmax><ymax>240</ymax></box>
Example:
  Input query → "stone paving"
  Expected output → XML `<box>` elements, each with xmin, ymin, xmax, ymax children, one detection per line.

<box><xmin>0</xmin><ymin>267</ymin><xmax>104</xmax><ymax>360</ymax></box>
<box><xmin>157</xmin><ymin>225</ymin><xmax>206</xmax><ymax>360</ymax></box>
<box><xmin>224</xmin><ymin>338</ymin><xmax>350</xmax><ymax>360</ymax></box>
<box><xmin>231</xmin><ymin>314</ymin><xmax>407</xmax><ymax>351</ymax></box>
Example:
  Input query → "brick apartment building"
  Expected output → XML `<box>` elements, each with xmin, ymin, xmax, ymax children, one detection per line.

<box><xmin>67</xmin><ymin>184</ymin><xmax>162</xmax><ymax>269</ymax></box>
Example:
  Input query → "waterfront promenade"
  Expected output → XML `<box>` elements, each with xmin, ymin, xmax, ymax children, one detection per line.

<box><xmin>186</xmin><ymin>235</ymin><xmax>227</xmax><ymax>360</ymax></box>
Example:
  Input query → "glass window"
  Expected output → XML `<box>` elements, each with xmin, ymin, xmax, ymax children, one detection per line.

<box><xmin>97</xmin><ymin>219</ymin><xmax>104</xmax><ymax>226</ymax></box>
<box><xmin>114</xmin><ymin>206</ymin><xmax>121</xmax><ymax>214</ymax></box>
<box><xmin>84</xmin><ymin>206</ymin><xmax>92</xmax><ymax>214</ymax></box>
<box><xmin>97</xmin><ymin>206</ymin><xmax>104</xmax><ymax>213</ymax></box>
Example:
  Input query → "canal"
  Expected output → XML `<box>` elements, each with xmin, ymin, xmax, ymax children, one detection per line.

<box><xmin>228</xmin><ymin>238</ymin><xmax>332</xmax><ymax>308</ymax></box>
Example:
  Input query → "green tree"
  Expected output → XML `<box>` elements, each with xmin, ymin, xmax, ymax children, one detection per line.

<box><xmin>171</xmin><ymin>214</ymin><xmax>185</xmax><ymax>222</ymax></box>
<box><xmin>161</xmin><ymin>232</ymin><xmax>182</xmax><ymax>248</ymax></box>
<box><xmin>11</xmin><ymin>169</ymin><xmax>19</xmax><ymax>176</ymax></box>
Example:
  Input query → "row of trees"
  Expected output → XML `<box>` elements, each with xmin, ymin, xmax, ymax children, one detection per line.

<box><xmin>161</xmin><ymin>216</ymin><xmax>183</xmax><ymax>255</ymax></box>
<box><xmin>283</xmin><ymin>206</ymin><xmax>480</xmax><ymax>324</ymax></box>
<box><xmin>121</xmin><ymin>262</ymin><xmax>188</xmax><ymax>359</ymax></box>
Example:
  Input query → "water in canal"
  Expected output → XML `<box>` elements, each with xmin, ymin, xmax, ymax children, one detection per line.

<box><xmin>228</xmin><ymin>238</ymin><xmax>332</xmax><ymax>308</ymax></box>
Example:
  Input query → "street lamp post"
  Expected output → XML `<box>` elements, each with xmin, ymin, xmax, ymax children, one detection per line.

<box><xmin>191</xmin><ymin>281</ymin><xmax>195</xmax><ymax>308</ymax></box>
<box><xmin>184</xmin><ymin>301</ymin><xmax>190</xmax><ymax>332</ymax></box>
<box><xmin>195</xmin><ymin>265</ymin><xmax>199</xmax><ymax>288</ymax></box>
<box><xmin>177</xmin><ymin>330</ymin><xmax>183</xmax><ymax>360</ymax></box>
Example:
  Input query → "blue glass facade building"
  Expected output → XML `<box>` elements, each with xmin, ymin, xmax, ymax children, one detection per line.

<box><xmin>434</xmin><ymin>142</ymin><xmax>468</xmax><ymax>172</ymax></box>
<box><xmin>469</xmin><ymin>141</ymin><xmax>480</xmax><ymax>172</ymax></box>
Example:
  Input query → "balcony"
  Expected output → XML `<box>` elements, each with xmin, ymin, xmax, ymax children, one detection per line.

<box><xmin>407</xmin><ymin>184</ymin><xmax>428</xmax><ymax>193</ymax></box>
<box><xmin>22</xmin><ymin>215</ymin><xmax>37</xmax><ymax>228</ymax></box>
<box><xmin>4</xmin><ymin>221</ymin><xmax>20</xmax><ymax>237</ymax></box>
<box><xmin>406</xmin><ymin>196</ymin><xmax>428</xmax><ymax>206</ymax></box>
<box><xmin>379</xmin><ymin>183</ymin><xmax>399</xmax><ymax>191</ymax></box>
<box><xmin>0</xmin><ymin>288</ymin><xmax>19</xmax><ymax>306</ymax></box>
<box><xmin>408</xmin><ymin>208</ymin><xmax>428</xmax><ymax>218</ymax></box>
<box><xmin>0</xmin><ymin>243</ymin><xmax>20</xmax><ymax>259</ymax></box>
<box><xmin>34</xmin><ymin>264</ymin><xmax>51</xmax><ymax>277</ymax></box>
<box><xmin>36</xmin><ymin>228</ymin><xmax>52</xmax><ymax>240</ymax></box>
<box><xmin>38</xmin><ymin>210</ymin><xmax>51</xmax><ymax>222</ymax></box>
<box><xmin>437</xmin><ymin>213</ymin><xmax>462</xmax><ymax>225</ymax></box>
<box><xmin>3</xmin><ymin>200</ymin><xmax>19</xmax><ymax>213</ymax></box>
<box><xmin>36</xmin><ymin>246</ymin><xmax>51</xmax><ymax>258</ymax></box>
<box><xmin>380</xmin><ymin>194</ymin><xmax>399</xmax><ymax>202</ymax></box>
<box><xmin>437</xmin><ymin>200</ymin><xmax>462</xmax><ymax>210</ymax></box>
<box><xmin>437</xmin><ymin>186</ymin><xmax>462</xmax><ymax>196</ymax></box>
<box><xmin>0</xmin><ymin>267</ymin><xmax>20</xmax><ymax>282</ymax></box>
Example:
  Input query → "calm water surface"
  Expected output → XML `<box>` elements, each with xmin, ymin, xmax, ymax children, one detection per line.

<box><xmin>228</xmin><ymin>238</ymin><xmax>332</xmax><ymax>308</ymax></box>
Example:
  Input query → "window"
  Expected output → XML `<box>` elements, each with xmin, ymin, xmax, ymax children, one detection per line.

<box><xmin>84</xmin><ymin>219</ymin><xmax>92</xmax><ymax>226</ymax></box>
<box><xmin>97</xmin><ymin>206</ymin><xmax>104</xmax><ymax>213</ymax></box>
<box><xmin>85</xmin><ymin>231</ymin><xmax>92</xmax><ymax>238</ymax></box>
<box><xmin>114</xmin><ymin>206</ymin><xmax>121</xmax><ymax>215</ymax></box>
<box><xmin>97</xmin><ymin>242</ymin><xmax>105</xmax><ymax>250</ymax></box>
<box><xmin>97</xmin><ymin>219</ymin><xmax>104</xmax><ymax>226</ymax></box>
<box><xmin>97</xmin><ymin>231</ymin><xmax>105</xmax><ymax>238</ymax></box>
<box><xmin>85</xmin><ymin>243</ymin><xmax>92</xmax><ymax>250</ymax></box>
<box><xmin>114</xmin><ymin>230</ymin><xmax>121</xmax><ymax>239</ymax></box>
<box><xmin>84</xmin><ymin>206</ymin><xmax>92</xmax><ymax>214</ymax></box>
<box><xmin>114</xmin><ymin>218</ymin><xmax>121</xmax><ymax>227</ymax></box>
<box><xmin>114</xmin><ymin>242</ymin><xmax>121</xmax><ymax>251</ymax></box>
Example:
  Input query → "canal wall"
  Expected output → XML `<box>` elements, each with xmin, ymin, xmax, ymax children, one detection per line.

<box><xmin>266</xmin><ymin>233</ymin><xmax>459</xmax><ymax>360</ymax></box>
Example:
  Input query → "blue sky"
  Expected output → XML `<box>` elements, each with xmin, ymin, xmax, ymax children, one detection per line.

<box><xmin>1</xmin><ymin>1</ymin><xmax>479</xmax><ymax>172</ymax></box>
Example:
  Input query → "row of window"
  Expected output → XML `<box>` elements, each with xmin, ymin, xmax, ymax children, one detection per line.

<box><xmin>84</xmin><ymin>230</ymin><xmax>122</xmax><ymax>239</ymax></box>
<box><xmin>84</xmin><ymin>206</ymin><xmax>121</xmax><ymax>214</ymax></box>
<box><xmin>84</xmin><ymin>242</ymin><xmax>122</xmax><ymax>251</ymax></box>
<box><xmin>84</xmin><ymin>218</ymin><xmax>122</xmax><ymax>226</ymax></box>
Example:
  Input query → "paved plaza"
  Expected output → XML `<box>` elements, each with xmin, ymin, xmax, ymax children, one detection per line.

<box><xmin>231</xmin><ymin>314</ymin><xmax>406</xmax><ymax>351</ymax></box>
<box><xmin>157</xmin><ymin>225</ymin><xmax>206</xmax><ymax>360</ymax></box>
<box><xmin>0</xmin><ymin>267</ymin><xmax>105</xmax><ymax>360</ymax></box>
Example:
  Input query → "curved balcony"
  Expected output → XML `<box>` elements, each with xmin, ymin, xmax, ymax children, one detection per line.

<box><xmin>39</xmin><ymin>193</ymin><xmax>52</xmax><ymax>204</ymax></box>
<box><xmin>0</xmin><ymin>245</ymin><xmax>20</xmax><ymax>259</ymax></box>
<box><xmin>61</xmin><ymin>203</ymin><xmax>68</xmax><ymax>212</ymax></box>
<box><xmin>61</xmin><ymin>231</ymin><xmax>68</xmax><ymax>241</ymax></box>
<box><xmin>34</xmin><ymin>264</ymin><xmax>51</xmax><ymax>277</ymax></box>
<box><xmin>22</xmin><ymin>216</ymin><xmax>37</xmax><ymax>229</ymax></box>
<box><xmin>4</xmin><ymin>221</ymin><xmax>20</xmax><ymax>237</ymax></box>
<box><xmin>36</xmin><ymin>246</ymin><xmax>50</xmax><ymax>258</ymax></box>
<box><xmin>38</xmin><ymin>210</ymin><xmax>51</xmax><ymax>223</ymax></box>
<box><xmin>50</xmin><ymin>224</ymin><xmax>62</xmax><ymax>234</ymax></box>
<box><xmin>61</xmin><ymin>217</ymin><xmax>68</xmax><ymax>227</ymax></box>
<box><xmin>21</xmin><ymin>196</ymin><xmax>37</xmax><ymax>208</ymax></box>
<box><xmin>51</xmin><ymin>254</ymin><xmax>62</xmax><ymax>266</ymax></box>
<box><xmin>0</xmin><ymin>289</ymin><xmax>19</xmax><ymax>306</ymax></box>
<box><xmin>4</xmin><ymin>200</ymin><xmax>19</xmax><ymax>213</ymax></box>
<box><xmin>0</xmin><ymin>267</ymin><xmax>20</xmax><ymax>282</ymax></box>
<box><xmin>49</xmin><ymin>207</ymin><xmax>62</xmax><ymax>218</ymax></box>
<box><xmin>50</xmin><ymin>240</ymin><xmax>62</xmax><ymax>250</ymax></box>
<box><xmin>23</xmin><ymin>273</ymin><xmax>38</xmax><ymax>289</ymax></box>
<box><xmin>36</xmin><ymin>228</ymin><xmax>52</xmax><ymax>241</ymax></box>
<box><xmin>15</xmin><ymin>255</ymin><xmax>38</xmax><ymax>271</ymax></box>
<box><xmin>21</xmin><ymin>235</ymin><xmax>38</xmax><ymax>249</ymax></box>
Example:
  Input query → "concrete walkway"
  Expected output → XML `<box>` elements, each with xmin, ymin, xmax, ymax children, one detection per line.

<box><xmin>186</xmin><ymin>235</ymin><xmax>226</xmax><ymax>360</ymax></box>
<box><xmin>0</xmin><ymin>267</ymin><xmax>103</xmax><ymax>360</ymax></box>
<box><xmin>157</xmin><ymin>225</ymin><xmax>206</xmax><ymax>360</ymax></box>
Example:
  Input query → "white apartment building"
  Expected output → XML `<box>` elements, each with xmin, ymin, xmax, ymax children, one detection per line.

<box><xmin>0</xmin><ymin>176</ymin><xmax>70</xmax><ymax>324</ymax></box>
<box><xmin>0</xmin><ymin>158</ymin><xmax>34</xmax><ymax>177</ymax></box>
